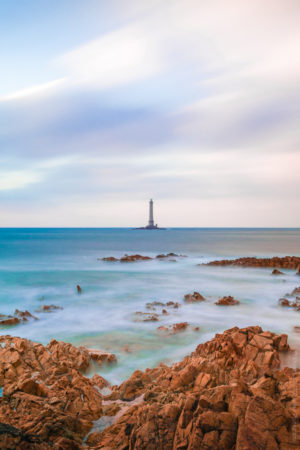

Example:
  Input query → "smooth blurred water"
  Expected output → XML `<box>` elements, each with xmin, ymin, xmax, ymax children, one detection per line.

<box><xmin>0</xmin><ymin>228</ymin><xmax>300</xmax><ymax>383</ymax></box>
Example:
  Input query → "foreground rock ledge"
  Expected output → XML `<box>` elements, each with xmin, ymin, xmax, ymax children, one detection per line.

<box><xmin>0</xmin><ymin>327</ymin><xmax>299</xmax><ymax>449</ymax></box>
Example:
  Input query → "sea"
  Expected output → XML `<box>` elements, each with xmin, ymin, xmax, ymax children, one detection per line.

<box><xmin>0</xmin><ymin>228</ymin><xmax>299</xmax><ymax>383</ymax></box>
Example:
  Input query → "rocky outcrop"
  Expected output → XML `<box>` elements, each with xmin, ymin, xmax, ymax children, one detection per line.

<box><xmin>0</xmin><ymin>310</ymin><xmax>38</xmax><ymax>327</ymax></box>
<box><xmin>0</xmin><ymin>336</ymin><xmax>116</xmax><ymax>448</ymax></box>
<box><xmin>94</xmin><ymin>326</ymin><xmax>298</xmax><ymax>449</ymax></box>
<box><xmin>272</xmin><ymin>269</ymin><xmax>284</xmax><ymax>275</ymax></box>
<box><xmin>0</xmin><ymin>327</ymin><xmax>298</xmax><ymax>449</ymax></box>
<box><xmin>205</xmin><ymin>256</ymin><xmax>300</xmax><ymax>270</ymax></box>
<box><xmin>100</xmin><ymin>254</ymin><xmax>152</xmax><ymax>262</ymax></box>
<box><xmin>156</xmin><ymin>253</ymin><xmax>178</xmax><ymax>259</ymax></box>
<box><xmin>184</xmin><ymin>292</ymin><xmax>206</xmax><ymax>303</ymax></box>
<box><xmin>216</xmin><ymin>296</ymin><xmax>240</xmax><ymax>306</ymax></box>
<box><xmin>279</xmin><ymin>287</ymin><xmax>300</xmax><ymax>311</ymax></box>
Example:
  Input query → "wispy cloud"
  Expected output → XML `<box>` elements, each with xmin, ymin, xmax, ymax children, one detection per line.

<box><xmin>0</xmin><ymin>0</ymin><xmax>299</xmax><ymax>226</ymax></box>
<box><xmin>0</xmin><ymin>78</ymin><xmax>66</xmax><ymax>103</ymax></box>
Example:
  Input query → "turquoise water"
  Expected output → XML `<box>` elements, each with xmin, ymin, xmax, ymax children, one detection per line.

<box><xmin>1</xmin><ymin>228</ymin><xmax>300</xmax><ymax>382</ymax></box>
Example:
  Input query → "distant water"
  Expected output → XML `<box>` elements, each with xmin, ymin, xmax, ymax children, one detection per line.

<box><xmin>0</xmin><ymin>228</ymin><xmax>299</xmax><ymax>383</ymax></box>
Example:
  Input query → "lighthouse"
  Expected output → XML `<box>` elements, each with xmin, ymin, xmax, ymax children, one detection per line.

<box><xmin>148</xmin><ymin>199</ymin><xmax>154</xmax><ymax>228</ymax></box>
<box><xmin>135</xmin><ymin>199</ymin><xmax>164</xmax><ymax>229</ymax></box>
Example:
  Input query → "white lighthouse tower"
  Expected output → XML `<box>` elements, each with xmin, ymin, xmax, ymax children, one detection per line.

<box><xmin>136</xmin><ymin>199</ymin><xmax>164</xmax><ymax>229</ymax></box>
<box><xmin>148</xmin><ymin>199</ymin><xmax>155</xmax><ymax>228</ymax></box>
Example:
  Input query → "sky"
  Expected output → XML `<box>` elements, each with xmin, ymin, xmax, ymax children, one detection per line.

<box><xmin>0</xmin><ymin>0</ymin><xmax>299</xmax><ymax>227</ymax></box>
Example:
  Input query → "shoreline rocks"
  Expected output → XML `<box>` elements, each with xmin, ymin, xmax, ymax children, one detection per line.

<box><xmin>0</xmin><ymin>335</ymin><xmax>116</xmax><ymax>448</ymax></box>
<box><xmin>204</xmin><ymin>256</ymin><xmax>300</xmax><ymax>270</ymax></box>
<box><xmin>93</xmin><ymin>326</ymin><xmax>297</xmax><ymax>449</ymax></box>
<box><xmin>0</xmin><ymin>327</ymin><xmax>298</xmax><ymax>448</ymax></box>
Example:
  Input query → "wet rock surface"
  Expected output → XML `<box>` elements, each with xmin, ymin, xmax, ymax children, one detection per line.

<box><xmin>95</xmin><ymin>326</ymin><xmax>298</xmax><ymax>449</ymax></box>
<box><xmin>205</xmin><ymin>256</ymin><xmax>300</xmax><ymax>270</ymax></box>
<box><xmin>0</xmin><ymin>310</ymin><xmax>38</xmax><ymax>327</ymax></box>
<box><xmin>216</xmin><ymin>295</ymin><xmax>240</xmax><ymax>306</ymax></box>
<box><xmin>0</xmin><ymin>335</ymin><xmax>116</xmax><ymax>448</ymax></box>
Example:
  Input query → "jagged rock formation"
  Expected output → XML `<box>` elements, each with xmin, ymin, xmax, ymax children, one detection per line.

<box><xmin>94</xmin><ymin>326</ymin><xmax>298</xmax><ymax>449</ymax></box>
<box><xmin>0</xmin><ymin>336</ymin><xmax>116</xmax><ymax>449</ymax></box>
<box><xmin>204</xmin><ymin>256</ymin><xmax>300</xmax><ymax>270</ymax></box>
<box><xmin>0</xmin><ymin>327</ymin><xmax>298</xmax><ymax>449</ymax></box>
<box><xmin>0</xmin><ymin>310</ymin><xmax>38</xmax><ymax>327</ymax></box>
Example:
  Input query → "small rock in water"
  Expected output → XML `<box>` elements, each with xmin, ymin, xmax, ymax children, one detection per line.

<box><xmin>36</xmin><ymin>304</ymin><xmax>63</xmax><ymax>312</ymax></box>
<box><xmin>184</xmin><ymin>292</ymin><xmax>206</xmax><ymax>303</ymax></box>
<box><xmin>279</xmin><ymin>298</ymin><xmax>290</xmax><ymax>307</ymax></box>
<box><xmin>215</xmin><ymin>295</ymin><xmax>240</xmax><ymax>306</ymax></box>
<box><xmin>77</xmin><ymin>284</ymin><xmax>82</xmax><ymax>293</ymax></box>
<box><xmin>272</xmin><ymin>269</ymin><xmax>284</xmax><ymax>275</ymax></box>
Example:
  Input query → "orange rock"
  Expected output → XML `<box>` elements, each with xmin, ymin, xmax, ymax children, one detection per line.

<box><xmin>184</xmin><ymin>291</ymin><xmax>206</xmax><ymax>303</ymax></box>
<box><xmin>216</xmin><ymin>296</ymin><xmax>240</xmax><ymax>306</ymax></box>
<box><xmin>205</xmin><ymin>256</ymin><xmax>300</xmax><ymax>270</ymax></box>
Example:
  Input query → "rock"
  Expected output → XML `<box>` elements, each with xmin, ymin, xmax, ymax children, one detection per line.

<box><xmin>156</xmin><ymin>253</ymin><xmax>179</xmax><ymax>258</ymax></box>
<box><xmin>36</xmin><ymin>304</ymin><xmax>63</xmax><ymax>312</ymax></box>
<box><xmin>216</xmin><ymin>296</ymin><xmax>240</xmax><ymax>306</ymax></box>
<box><xmin>172</xmin><ymin>322</ymin><xmax>189</xmax><ymax>333</ymax></box>
<box><xmin>184</xmin><ymin>291</ymin><xmax>206</xmax><ymax>303</ymax></box>
<box><xmin>296</xmin><ymin>265</ymin><xmax>300</xmax><ymax>276</ymax></box>
<box><xmin>0</xmin><ymin>316</ymin><xmax>20</xmax><ymax>326</ymax></box>
<box><xmin>76</xmin><ymin>284</ymin><xmax>82</xmax><ymax>293</ymax></box>
<box><xmin>0</xmin><ymin>335</ymin><xmax>115</xmax><ymax>447</ymax></box>
<box><xmin>272</xmin><ymin>269</ymin><xmax>284</xmax><ymax>275</ymax></box>
<box><xmin>120</xmin><ymin>254</ymin><xmax>152</xmax><ymax>262</ymax></box>
<box><xmin>162</xmin><ymin>309</ymin><xmax>168</xmax><ymax>314</ymax></box>
<box><xmin>279</xmin><ymin>298</ymin><xmax>290</xmax><ymax>307</ymax></box>
<box><xmin>291</xmin><ymin>287</ymin><xmax>300</xmax><ymax>296</ymax></box>
<box><xmin>0</xmin><ymin>309</ymin><xmax>38</xmax><ymax>327</ymax></box>
<box><xmin>134</xmin><ymin>312</ymin><xmax>159</xmax><ymax>322</ymax></box>
<box><xmin>205</xmin><ymin>256</ymin><xmax>300</xmax><ymax>270</ymax></box>
<box><xmin>146</xmin><ymin>301</ymin><xmax>166</xmax><ymax>310</ymax></box>
<box><xmin>93</xmin><ymin>326</ymin><xmax>297</xmax><ymax>449</ymax></box>
<box><xmin>14</xmin><ymin>309</ymin><xmax>38</xmax><ymax>321</ymax></box>
<box><xmin>100</xmin><ymin>254</ymin><xmax>152</xmax><ymax>263</ymax></box>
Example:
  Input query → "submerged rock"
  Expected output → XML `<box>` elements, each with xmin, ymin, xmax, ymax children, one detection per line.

<box><xmin>76</xmin><ymin>284</ymin><xmax>82</xmax><ymax>293</ymax></box>
<box><xmin>216</xmin><ymin>296</ymin><xmax>240</xmax><ymax>306</ymax></box>
<box><xmin>134</xmin><ymin>312</ymin><xmax>159</xmax><ymax>322</ymax></box>
<box><xmin>36</xmin><ymin>304</ymin><xmax>63</xmax><ymax>312</ymax></box>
